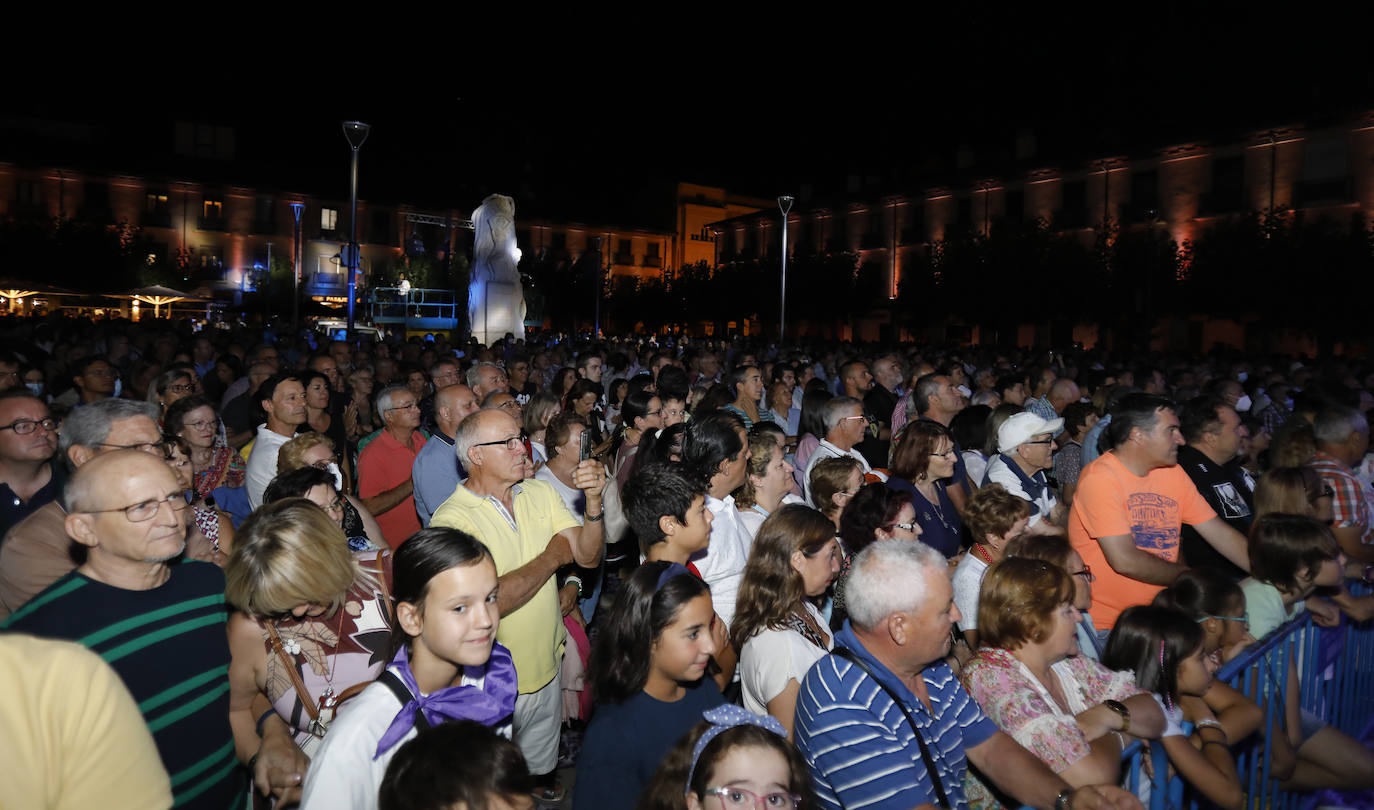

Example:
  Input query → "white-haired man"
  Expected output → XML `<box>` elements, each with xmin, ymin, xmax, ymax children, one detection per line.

<box><xmin>794</xmin><ymin>539</ymin><xmax>1143</xmax><ymax>810</ymax></box>
<box><xmin>984</xmin><ymin>411</ymin><xmax>1067</xmax><ymax>533</ymax></box>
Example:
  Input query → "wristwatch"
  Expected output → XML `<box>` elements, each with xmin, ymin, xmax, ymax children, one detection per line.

<box><xmin>1103</xmin><ymin>699</ymin><xmax>1131</xmax><ymax>735</ymax></box>
<box><xmin>1055</xmin><ymin>787</ymin><xmax>1074</xmax><ymax>810</ymax></box>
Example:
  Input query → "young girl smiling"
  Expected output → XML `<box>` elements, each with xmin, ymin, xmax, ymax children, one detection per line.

<box><xmin>300</xmin><ymin>528</ymin><xmax>516</xmax><ymax>810</ymax></box>
<box><xmin>574</xmin><ymin>561</ymin><xmax>727</xmax><ymax>810</ymax></box>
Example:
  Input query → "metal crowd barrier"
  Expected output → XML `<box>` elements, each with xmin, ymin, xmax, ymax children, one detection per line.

<box><xmin>1013</xmin><ymin>582</ymin><xmax>1372</xmax><ymax>810</ymax></box>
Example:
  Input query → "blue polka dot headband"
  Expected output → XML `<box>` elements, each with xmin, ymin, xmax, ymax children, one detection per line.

<box><xmin>686</xmin><ymin>704</ymin><xmax>789</xmax><ymax>793</ymax></box>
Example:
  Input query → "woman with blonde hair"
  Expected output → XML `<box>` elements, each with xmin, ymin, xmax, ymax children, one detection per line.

<box><xmin>226</xmin><ymin>499</ymin><xmax>393</xmax><ymax>773</ymax></box>
<box><xmin>732</xmin><ymin>505</ymin><xmax>839</xmax><ymax>737</ymax></box>
<box><xmin>1252</xmin><ymin>465</ymin><xmax>1334</xmax><ymax>523</ymax></box>
<box><xmin>735</xmin><ymin>430</ymin><xmax>799</xmax><ymax>539</ymax></box>
<box><xmin>809</xmin><ymin>455</ymin><xmax>863</xmax><ymax>531</ymax></box>
<box><xmin>276</xmin><ymin>432</ymin><xmax>385</xmax><ymax>550</ymax></box>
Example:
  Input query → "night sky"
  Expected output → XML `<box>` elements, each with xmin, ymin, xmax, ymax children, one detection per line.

<box><xmin>6</xmin><ymin>11</ymin><xmax>1370</xmax><ymax>231</ymax></box>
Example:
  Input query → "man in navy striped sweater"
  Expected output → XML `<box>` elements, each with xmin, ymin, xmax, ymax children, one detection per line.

<box><xmin>3</xmin><ymin>451</ymin><xmax>242</xmax><ymax>809</ymax></box>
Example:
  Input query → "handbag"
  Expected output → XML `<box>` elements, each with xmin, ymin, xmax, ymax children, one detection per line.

<box><xmin>263</xmin><ymin>551</ymin><xmax>391</xmax><ymax>756</ymax></box>
<box><xmin>830</xmin><ymin>646</ymin><xmax>952</xmax><ymax>809</ymax></box>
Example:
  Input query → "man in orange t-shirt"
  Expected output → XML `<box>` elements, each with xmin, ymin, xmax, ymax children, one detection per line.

<box><xmin>1068</xmin><ymin>393</ymin><xmax>1249</xmax><ymax>632</ymax></box>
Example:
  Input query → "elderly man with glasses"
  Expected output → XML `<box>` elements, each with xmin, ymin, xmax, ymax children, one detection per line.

<box><xmin>430</xmin><ymin>408</ymin><xmax>606</xmax><ymax>804</ymax></box>
<box><xmin>0</xmin><ymin>389</ymin><xmax>64</xmax><ymax>538</ymax></box>
<box><xmin>0</xmin><ymin>398</ymin><xmax>217</xmax><ymax>619</ymax></box>
<box><xmin>802</xmin><ymin>396</ymin><xmax>878</xmax><ymax>505</ymax></box>
<box><xmin>2</xmin><ymin>450</ymin><xmax>246</xmax><ymax>809</ymax></box>
<box><xmin>985</xmin><ymin>412</ymin><xmax>1068</xmax><ymax>536</ymax></box>
<box><xmin>357</xmin><ymin>384</ymin><xmax>427</xmax><ymax>549</ymax></box>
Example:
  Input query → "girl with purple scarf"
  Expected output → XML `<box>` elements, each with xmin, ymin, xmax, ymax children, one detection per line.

<box><xmin>300</xmin><ymin>528</ymin><xmax>519</xmax><ymax>809</ymax></box>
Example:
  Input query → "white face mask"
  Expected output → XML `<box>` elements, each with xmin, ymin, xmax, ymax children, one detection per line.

<box><xmin>1236</xmin><ymin>372</ymin><xmax>1249</xmax><ymax>383</ymax></box>
<box><xmin>326</xmin><ymin>462</ymin><xmax>344</xmax><ymax>491</ymax></box>
<box><xmin>25</xmin><ymin>382</ymin><xmax>44</xmax><ymax>396</ymax></box>
<box><xmin>112</xmin><ymin>378</ymin><xmax>122</xmax><ymax>398</ymax></box>
<box><xmin>1235</xmin><ymin>395</ymin><xmax>1252</xmax><ymax>413</ymax></box>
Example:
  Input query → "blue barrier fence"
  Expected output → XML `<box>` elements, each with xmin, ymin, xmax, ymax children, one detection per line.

<box><xmin>1013</xmin><ymin>582</ymin><xmax>1372</xmax><ymax>810</ymax></box>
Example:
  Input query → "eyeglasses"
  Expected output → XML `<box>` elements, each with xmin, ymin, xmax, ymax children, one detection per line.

<box><xmin>1309</xmin><ymin>485</ymin><xmax>1335</xmax><ymax>503</ymax></box>
<box><xmin>841</xmin><ymin>415</ymin><xmax>874</xmax><ymax>424</ymax></box>
<box><xmin>0</xmin><ymin>417</ymin><xmax>57</xmax><ymax>435</ymax></box>
<box><xmin>1070</xmin><ymin>565</ymin><xmax>1095</xmax><ymax>583</ymax></box>
<box><xmin>702</xmin><ymin>786</ymin><xmax>802</xmax><ymax>809</ymax></box>
<box><xmin>165</xmin><ymin>384</ymin><xmax>194</xmax><ymax>395</ymax></box>
<box><xmin>385</xmin><ymin>402</ymin><xmax>420</xmax><ymax>412</ymax></box>
<box><xmin>1197</xmin><ymin>614</ymin><xmax>1248</xmax><ymax>630</ymax></box>
<box><xmin>497</xmin><ymin>400</ymin><xmax>521</xmax><ymax>412</ymax></box>
<box><xmin>472</xmin><ymin>433</ymin><xmax>527</xmax><ymax>452</ymax></box>
<box><xmin>82</xmin><ymin>492</ymin><xmax>189</xmax><ymax>522</ymax></box>
<box><xmin>930</xmin><ymin>448</ymin><xmax>957</xmax><ymax>459</ymax></box>
<box><xmin>1025</xmin><ymin>439</ymin><xmax>1054</xmax><ymax>446</ymax></box>
<box><xmin>322</xmin><ymin>498</ymin><xmax>345</xmax><ymax>514</ymax></box>
<box><xmin>308</xmin><ymin>456</ymin><xmax>339</xmax><ymax>469</ymax></box>
<box><xmin>182</xmin><ymin>419</ymin><xmax>217</xmax><ymax>431</ymax></box>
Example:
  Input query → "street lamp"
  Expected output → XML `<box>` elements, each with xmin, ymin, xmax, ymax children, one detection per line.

<box><xmin>290</xmin><ymin>202</ymin><xmax>304</xmax><ymax>336</ymax></box>
<box><xmin>342</xmin><ymin>121</ymin><xmax>371</xmax><ymax>340</ymax></box>
<box><xmin>777</xmin><ymin>196</ymin><xmax>794</xmax><ymax>342</ymax></box>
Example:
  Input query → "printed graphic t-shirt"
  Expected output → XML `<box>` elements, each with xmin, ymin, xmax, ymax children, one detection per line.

<box><xmin>1069</xmin><ymin>452</ymin><xmax>1216</xmax><ymax>629</ymax></box>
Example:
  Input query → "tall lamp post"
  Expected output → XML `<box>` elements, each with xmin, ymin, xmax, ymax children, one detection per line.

<box><xmin>342</xmin><ymin>121</ymin><xmax>371</xmax><ymax>340</ymax></box>
<box><xmin>777</xmin><ymin>195</ymin><xmax>794</xmax><ymax>342</ymax></box>
<box><xmin>289</xmin><ymin>202</ymin><xmax>304</xmax><ymax>336</ymax></box>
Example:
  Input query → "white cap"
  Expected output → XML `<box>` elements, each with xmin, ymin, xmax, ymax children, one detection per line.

<box><xmin>998</xmin><ymin>412</ymin><xmax>1064</xmax><ymax>453</ymax></box>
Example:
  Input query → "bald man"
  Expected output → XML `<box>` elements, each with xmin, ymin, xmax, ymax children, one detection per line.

<box><xmin>2</xmin><ymin>452</ymin><xmax>242</xmax><ymax>809</ymax></box>
<box><xmin>411</xmin><ymin>384</ymin><xmax>480</xmax><ymax>526</ymax></box>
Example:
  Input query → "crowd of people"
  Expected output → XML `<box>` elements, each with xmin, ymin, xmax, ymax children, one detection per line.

<box><xmin>0</xmin><ymin>313</ymin><xmax>1373</xmax><ymax>810</ymax></box>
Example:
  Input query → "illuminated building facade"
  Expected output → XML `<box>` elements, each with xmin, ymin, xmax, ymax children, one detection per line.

<box><xmin>707</xmin><ymin>112</ymin><xmax>1374</xmax><ymax>345</ymax></box>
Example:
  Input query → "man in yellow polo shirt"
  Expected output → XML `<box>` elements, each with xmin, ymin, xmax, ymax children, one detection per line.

<box><xmin>429</xmin><ymin>409</ymin><xmax>606</xmax><ymax>804</ymax></box>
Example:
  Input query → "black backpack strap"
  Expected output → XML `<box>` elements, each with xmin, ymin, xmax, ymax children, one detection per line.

<box><xmin>377</xmin><ymin>670</ymin><xmax>431</xmax><ymax>732</ymax></box>
<box><xmin>831</xmin><ymin>646</ymin><xmax>950</xmax><ymax>809</ymax></box>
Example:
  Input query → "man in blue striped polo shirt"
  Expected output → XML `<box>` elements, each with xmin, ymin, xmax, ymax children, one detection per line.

<box><xmin>4</xmin><ymin>450</ymin><xmax>242</xmax><ymax>809</ymax></box>
<box><xmin>794</xmin><ymin>539</ymin><xmax>1141</xmax><ymax>810</ymax></box>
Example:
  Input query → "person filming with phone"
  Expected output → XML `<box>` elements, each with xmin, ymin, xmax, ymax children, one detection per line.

<box><xmin>429</xmin><ymin>407</ymin><xmax>607</xmax><ymax>803</ymax></box>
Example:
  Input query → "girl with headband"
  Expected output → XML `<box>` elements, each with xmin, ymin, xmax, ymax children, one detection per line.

<box><xmin>299</xmin><ymin>528</ymin><xmax>516</xmax><ymax>809</ymax></box>
<box><xmin>637</xmin><ymin>704</ymin><xmax>819</xmax><ymax>810</ymax></box>
<box><xmin>574</xmin><ymin>561</ymin><xmax>727</xmax><ymax>810</ymax></box>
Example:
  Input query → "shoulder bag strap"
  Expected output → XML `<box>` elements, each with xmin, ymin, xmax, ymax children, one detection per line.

<box><xmin>831</xmin><ymin>646</ymin><xmax>951</xmax><ymax>809</ymax></box>
<box><xmin>264</xmin><ymin>622</ymin><xmax>320</xmax><ymax>723</ymax></box>
<box><xmin>377</xmin><ymin>670</ymin><xmax>432</xmax><ymax>732</ymax></box>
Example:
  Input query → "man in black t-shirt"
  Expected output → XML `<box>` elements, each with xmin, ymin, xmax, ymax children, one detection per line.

<box><xmin>1178</xmin><ymin>395</ymin><xmax>1252</xmax><ymax>579</ymax></box>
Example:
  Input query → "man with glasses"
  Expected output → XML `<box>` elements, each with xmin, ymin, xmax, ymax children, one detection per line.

<box><xmin>0</xmin><ymin>399</ymin><xmax>216</xmax><ymax>618</ymax></box>
<box><xmin>985</xmin><ymin>412</ymin><xmax>1067</xmax><ymax>535</ymax></box>
<box><xmin>245</xmin><ymin>373</ymin><xmax>307</xmax><ymax>508</ymax></box>
<box><xmin>2</xmin><ymin>450</ymin><xmax>244</xmax><ymax>810</ymax></box>
<box><xmin>802</xmin><ymin>397</ymin><xmax>876</xmax><ymax>505</ymax></box>
<box><xmin>430</xmin><ymin>408</ymin><xmax>606</xmax><ymax>804</ymax></box>
<box><xmin>411</xmin><ymin>383</ymin><xmax>479</xmax><ymax>527</ymax></box>
<box><xmin>358</xmin><ymin>385</ymin><xmax>427</xmax><ymax>548</ymax></box>
<box><xmin>69</xmin><ymin>355</ymin><xmax>117</xmax><ymax>406</ymax></box>
<box><xmin>507</xmin><ymin>354</ymin><xmax>537</xmax><ymax>406</ymax></box>
<box><xmin>1177</xmin><ymin>395</ymin><xmax>1254</xmax><ymax>579</ymax></box>
<box><xmin>419</xmin><ymin>358</ymin><xmax>461</xmax><ymax>435</ymax></box>
<box><xmin>1309</xmin><ymin>405</ymin><xmax>1374</xmax><ymax>565</ymax></box>
<box><xmin>0</xmin><ymin>389</ymin><xmax>63</xmax><ymax>538</ymax></box>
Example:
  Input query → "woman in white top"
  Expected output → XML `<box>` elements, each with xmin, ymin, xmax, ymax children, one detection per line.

<box><xmin>731</xmin><ymin>504</ymin><xmax>840</xmax><ymax>738</ymax></box>
<box><xmin>951</xmin><ymin>483</ymin><xmax>1030</xmax><ymax>648</ymax></box>
<box><xmin>734</xmin><ymin>429</ymin><xmax>800</xmax><ymax>540</ymax></box>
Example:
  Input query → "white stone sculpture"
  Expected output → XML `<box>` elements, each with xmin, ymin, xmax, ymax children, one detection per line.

<box><xmin>469</xmin><ymin>193</ymin><xmax>527</xmax><ymax>344</ymax></box>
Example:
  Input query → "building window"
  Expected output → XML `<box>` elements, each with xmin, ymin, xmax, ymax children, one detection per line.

<box><xmin>203</xmin><ymin>199</ymin><xmax>223</xmax><ymax>219</ymax></box>
<box><xmin>147</xmin><ymin>192</ymin><xmax>169</xmax><ymax>213</ymax></box>
<box><xmin>322</xmin><ymin>208</ymin><xmax>338</xmax><ymax>231</ymax></box>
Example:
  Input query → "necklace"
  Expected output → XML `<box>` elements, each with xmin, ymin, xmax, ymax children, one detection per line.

<box><xmin>918</xmin><ymin>483</ymin><xmax>953</xmax><ymax>531</ymax></box>
<box><xmin>972</xmin><ymin>543</ymin><xmax>996</xmax><ymax>565</ymax></box>
<box><xmin>277</xmin><ymin>604</ymin><xmax>349</xmax><ymax>733</ymax></box>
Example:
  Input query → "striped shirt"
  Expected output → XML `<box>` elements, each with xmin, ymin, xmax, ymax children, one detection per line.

<box><xmin>1309</xmin><ymin>451</ymin><xmax>1374</xmax><ymax>545</ymax></box>
<box><xmin>794</xmin><ymin>623</ymin><xmax>998</xmax><ymax>810</ymax></box>
<box><xmin>3</xmin><ymin>559</ymin><xmax>240</xmax><ymax>809</ymax></box>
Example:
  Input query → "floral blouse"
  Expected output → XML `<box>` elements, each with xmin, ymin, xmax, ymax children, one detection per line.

<box><xmin>960</xmin><ymin>647</ymin><xmax>1143</xmax><ymax>809</ymax></box>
